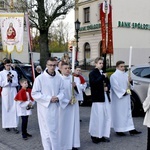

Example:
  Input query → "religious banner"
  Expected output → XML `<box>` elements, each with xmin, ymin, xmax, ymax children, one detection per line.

<box><xmin>100</xmin><ymin>1</ymin><xmax>113</xmax><ymax>54</ymax></box>
<box><xmin>0</xmin><ymin>13</ymin><xmax>24</xmax><ymax>53</ymax></box>
<box><xmin>107</xmin><ymin>4</ymin><xmax>113</xmax><ymax>54</ymax></box>
<box><xmin>100</xmin><ymin>2</ymin><xmax>106</xmax><ymax>54</ymax></box>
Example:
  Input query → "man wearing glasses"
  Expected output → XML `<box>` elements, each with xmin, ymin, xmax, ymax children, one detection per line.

<box><xmin>31</xmin><ymin>57</ymin><xmax>64</xmax><ymax>150</ymax></box>
<box><xmin>110</xmin><ymin>60</ymin><xmax>141</xmax><ymax>136</ymax></box>
<box><xmin>0</xmin><ymin>58</ymin><xmax>19</xmax><ymax>133</ymax></box>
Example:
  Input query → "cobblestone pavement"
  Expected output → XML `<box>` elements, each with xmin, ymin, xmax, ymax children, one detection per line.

<box><xmin>0</xmin><ymin>100</ymin><xmax>147</xmax><ymax>150</ymax></box>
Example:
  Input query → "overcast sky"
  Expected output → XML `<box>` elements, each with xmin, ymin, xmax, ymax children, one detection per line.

<box><xmin>63</xmin><ymin>9</ymin><xmax>75</xmax><ymax>40</ymax></box>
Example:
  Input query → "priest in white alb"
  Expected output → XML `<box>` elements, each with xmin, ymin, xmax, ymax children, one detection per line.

<box><xmin>110</xmin><ymin>60</ymin><xmax>141</xmax><ymax>136</ymax></box>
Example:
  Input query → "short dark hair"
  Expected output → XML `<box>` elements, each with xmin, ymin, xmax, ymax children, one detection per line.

<box><xmin>94</xmin><ymin>57</ymin><xmax>103</xmax><ymax>64</ymax></box>
<box><xmin>75</xmin><ymin>66</ymin><xmax>81</xmax><ymax>69</ymax></box>
<box><xmin>116</xmin><ymin>60</ymin><xmax>125</xmax><ymax>67</ymax></box>
<box><xmin>47</xmin><ymin>57</ymin><xmax>56</xmax><ymax>63</ymax></box>
<box><xmin>3</xmin><ymin>59</ymin><xmax>11</xmax><ymax>65</ymax></box>
<box><xmin>61</xmin><ymin>62</ymin><xmax>69</xmax><ymax>66</ymax></box>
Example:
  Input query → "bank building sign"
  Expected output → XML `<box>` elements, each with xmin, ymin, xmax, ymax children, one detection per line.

<box><xmin>118</xmin><ymin>21</ymin><xmax>150</xmax><ymax>30</ymax></box>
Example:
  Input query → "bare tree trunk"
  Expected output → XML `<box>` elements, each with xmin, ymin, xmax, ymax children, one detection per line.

<box><xmin>39</xmin><ymin>29</ymin><xmax>50</xmax><ymax>69</ymax></box>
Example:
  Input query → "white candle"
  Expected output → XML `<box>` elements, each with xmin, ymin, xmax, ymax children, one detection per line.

<box><xmin>72</xmin><ymin>46</ymin><xmax>75</xmax><ymax>73</ymax></box>
<box><xmin>129</xmin><ymin>46</ymin><xmax>132</xmax><ymax>68</ymax></box>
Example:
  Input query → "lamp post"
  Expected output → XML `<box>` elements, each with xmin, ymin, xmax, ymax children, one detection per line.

<box><xmin>74</xmin><ymin>19</ymin><xmax>81</xmax><ymax>63</ymax></box>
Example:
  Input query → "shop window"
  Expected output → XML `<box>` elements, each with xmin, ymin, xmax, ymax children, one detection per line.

<box><xmin>84</xmin><ymin>43</ymin><xmax>90</xmax><ymax>59</ymax></box>
<box><xmin>84</xmin><ymin>7</ymin><xmax>90</xmax><ymax>23</ymax></box>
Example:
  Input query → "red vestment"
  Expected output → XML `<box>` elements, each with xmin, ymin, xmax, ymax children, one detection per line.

<box><xmin>73</xmin><ymin>74</ymin><xmax>86</xmax><ymax>84</ymax></box>
<box><xmin>14</xmin><ymin>88</ymin><xmax>34</xmax><ymax>102</ymax></box>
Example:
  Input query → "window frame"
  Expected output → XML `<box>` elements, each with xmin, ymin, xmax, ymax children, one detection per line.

<box><xmin>84</xmin><ymin>7</ymin><xmax>90</xmax><ymax>23</ymax></box>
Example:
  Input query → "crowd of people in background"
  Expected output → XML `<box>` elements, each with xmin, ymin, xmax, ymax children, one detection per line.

<box><xmin>0</xmin><ymin>55</ymin><xmax>150</xmax><ymax>150</ymax></box>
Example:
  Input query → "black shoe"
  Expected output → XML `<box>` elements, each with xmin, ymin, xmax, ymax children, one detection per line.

<box><xmin>23</xmin><ymin>137</ymin><xmax>28</xmax><ymax>140</ymax></box>
<box><xmin>26</xmin><ymin>133</ymin><xmax>32</xmax><ymax>137</ymax></box>
<box><xmin>5</xmin><ymin>128</ymin><xmax>10</xmax><ymax>132</ymax></box>
<box><xmin>22</xmin><ymin>135</ymin><xmax>28</xmax><ymax>140</ymax></box>
<box><xmin>116</xmin><ymin>132</ymin><xmax>126</xmax><ymax>136</ymax></box>
<box><xmin>13</xmin><ymin>128</ymin><xmax>19</xmax><ymax>134</ymax></box>
<box><xmin>129</xmin><ymin>129</ymin><xmax>142</xmax><ymax>135</ymax></box>
<box><xmin>80</xmin><ymin>119</ymin><xmax>82</xmax><ymax>122</ymax></box>
<box><xmin>100</xmin><ymin>137</ymin><xmax>110</xmax><ymax>142</ymax></box>
<box><xmin>72</xmin><ymin>148</ymin><xmax>78</xmax><ymax>150</ymax></box>
<box><xmin>91</xmin><ymin>136</ymin><xmax>100</xmax><ymax>144</ymax></box>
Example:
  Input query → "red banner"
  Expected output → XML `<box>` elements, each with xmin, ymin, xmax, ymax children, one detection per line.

<box><xmin>100</xmin><ymin>3</ymin><xmax>106</xmax><ymax>54</ymax></box>
<box><xmin>107</xmin><ymin>5</ymin><xmax>113</xmax><ymax>54</ymax></box>
<box><xmin>100</xmin><ymin>3</ymin><xmax>113</xmax><ymax>54</ymax></box>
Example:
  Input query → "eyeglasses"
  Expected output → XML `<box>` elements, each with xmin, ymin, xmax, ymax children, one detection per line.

<box><xmin>47</xmin><ymin>64</ymin><xmax>56</xmax><ymax>67</ymax></box>
<box><xmin>5</xmin><ymin>64</ymin><xmax>11</xmax><ymax>67</ymax></box>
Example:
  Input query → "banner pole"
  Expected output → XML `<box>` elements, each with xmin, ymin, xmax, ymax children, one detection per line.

<box><xmin>25</xmin><ymin>13</ymin><xmax>35</xmax><ymax>81</ymax></box>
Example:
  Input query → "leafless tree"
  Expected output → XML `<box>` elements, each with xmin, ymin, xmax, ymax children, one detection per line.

<box><xmin>27</xmin><ymin>0</ymin><xmax>74</xmax><ymax>68</ymax></box>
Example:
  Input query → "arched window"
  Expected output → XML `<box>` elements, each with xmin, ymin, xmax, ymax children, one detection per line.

<box><xmin>84</xmin><ymin>42</ymin><xmax>90</xmax><ymax>59</ymax></box>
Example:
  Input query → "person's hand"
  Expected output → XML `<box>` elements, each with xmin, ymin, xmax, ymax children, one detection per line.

<box><xmin>69</xmin><ymin>99</ymin><xmax>72</xmax><ymax>104</ymax></box>
<box><xmin>103</xmin><ymin>73</ymin><xmax>107</xmax><ymax>78</ymax></box>
<box><xmin>51</xmin><ymin>96</ymin><xmax>59</xmax><ymax>103</ymax></box>
<box><xmin>104</xmin><ymin>87</ymin><xmax>108</xmax><ymax>92</ymax></box>
<box><xmin>128</xmin><ymin>76</ymin><xmax>132</xmax><ymax>82</ymax></box>
<box><xmin>72</xmin><ymin>82</ymin><xmax>76</xmax><ymax>87</ymax></box>
<box><xmin>28</xmin><ymin>102</ymin><xmax>32</xmax><ymax>106</ymax></box>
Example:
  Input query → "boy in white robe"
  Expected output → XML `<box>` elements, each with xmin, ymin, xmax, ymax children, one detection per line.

<box><xmin>73</xmin><ymin>66</ymin><xmax>87</xmax><ymax>105</ymax></box>
<box><xmin>14</xmin><ymin>78</ymin><xmax>35</xmax><ymax>140</ymax></box>
<box><xmin>89</xmin><ymin>57</ymin><xmax>111</xmax><ymax>143</ymax></box>
<box><xmin>31</xmin><ymin>57</ymin><xmax>64</xmax><ymax>150</ymax></box>
<box><xmin>0</xmin><ymin>59</ymin><xmax>19</xmax><ymax>133</ymax></box>
<box><xmin>59</xmin><ymin>62</ymin><xmax>80</xmax><ymax>150</ymax></box>
<box><xmin>110</xmin><ymin>60</ymin><xmax>141</xmax><ymax>136</ymax></box>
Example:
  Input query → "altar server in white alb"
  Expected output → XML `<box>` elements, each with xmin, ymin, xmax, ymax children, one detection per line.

<box><xmin>89</xmin><ymin>57</ymin><xmax>111</xmax><ymax>144</ymax></box>
<box><xmin>31</xmin><ymin>57</ymin><xmax>64</xmax><ymax>150</ymax></box>
<box><xmin>0</xmin><ymin>59</ymin><xmax>19</xmax><ymax>133</ymax></box>
<box><xmin>110</xmin><ymin>60</ymin><xmax>141</xmax><ymax>136</ymax></box>
<box><xmin>14</xmin><ymin>78</ymin><xmax>35</xmax><ymax>140</ymax></box>
<box><xmin>73</xmin><ymin>66</ymin><xmax>87</xmax><ymax>105</ymax></box>
<box><xmin>59</xmin><ymin>62</ymin><xmax>80</xmax><ymax>150</ymax></box>
<box><xmin>143</xmin><ymin>84</ymin><xmax>150</xmax><ymax>150</ymax></box>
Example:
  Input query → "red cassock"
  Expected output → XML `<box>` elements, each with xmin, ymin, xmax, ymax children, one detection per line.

<box><xmin>14</xmin><ymin>88</ymin><xmax>34</xmax><ymax>102</ymax></box>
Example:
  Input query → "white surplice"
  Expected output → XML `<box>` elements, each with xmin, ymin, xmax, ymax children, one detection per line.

<box><xmin>16</xmin><ymin>92</ymin><xmax>35</xmax><ymax>117</ymax></box>
<box><xmin>31</xmin><ymin>70</ymin><xmax>64</xmax><ymax>150</ymax></box>
<box><xmin>89</xmin><ymin>93</ymin><xmax>111</xmax><ymax>138</ymax></box>
<box><xmin>0</xmin><ymin>69</ymin><xmax>19</xmax><ymax>128</ymax></box>
<box><xmin>59</xmin><ymin>75</ymin><xmax>80</xmax><ymax>150</ymax></box>
<box><xmin>110</xmin><ymin>69</ymin><xmax>135</xmax><ymax>132</ymax></box>
<box><xmin>74</xmin><ymin>76</ymin><xmax>87</xmax><ymax>102</ymax></box>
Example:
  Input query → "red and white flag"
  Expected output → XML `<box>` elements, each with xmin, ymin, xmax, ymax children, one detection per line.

<box><xmin>100</xmin><ymin>1</ymin><xmax>113</xmax><ymax>54</ymax></box>
<box><xmin>0</xmin><ymin>13</ymin><xmax>24</xmax><ymax>53</ymax></box>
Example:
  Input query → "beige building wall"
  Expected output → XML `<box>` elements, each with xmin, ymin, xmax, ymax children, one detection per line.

<box><xmin>112</xmin><ymin>0</ymin><xmax>150</xmax><ymax>65</ymax></box>
<box><xmin>77</xmin><ymin>0</ymin><xmax>103</xmax><ymax>64</ymax></box>
<box><xmin>77</xmin><ymin>0</ymin><xmax>150</xmax><ymax>66</ymax></box>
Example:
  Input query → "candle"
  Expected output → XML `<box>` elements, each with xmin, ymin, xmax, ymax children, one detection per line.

<box><xmin>129</xmin><ymin>46</ymin><xmax>132</xmax><ymax>68</ymax></box>
<box><xmin>72</xmin><ymin>46</ymin><xmax>75</xmax><ymax>73</ymax></box>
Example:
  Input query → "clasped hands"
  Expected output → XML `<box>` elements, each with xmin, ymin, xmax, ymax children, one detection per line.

<box><xmin>51</xmin><ymin>96</ymin><xmax>59</xmax><ymax>103</ymax></box>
